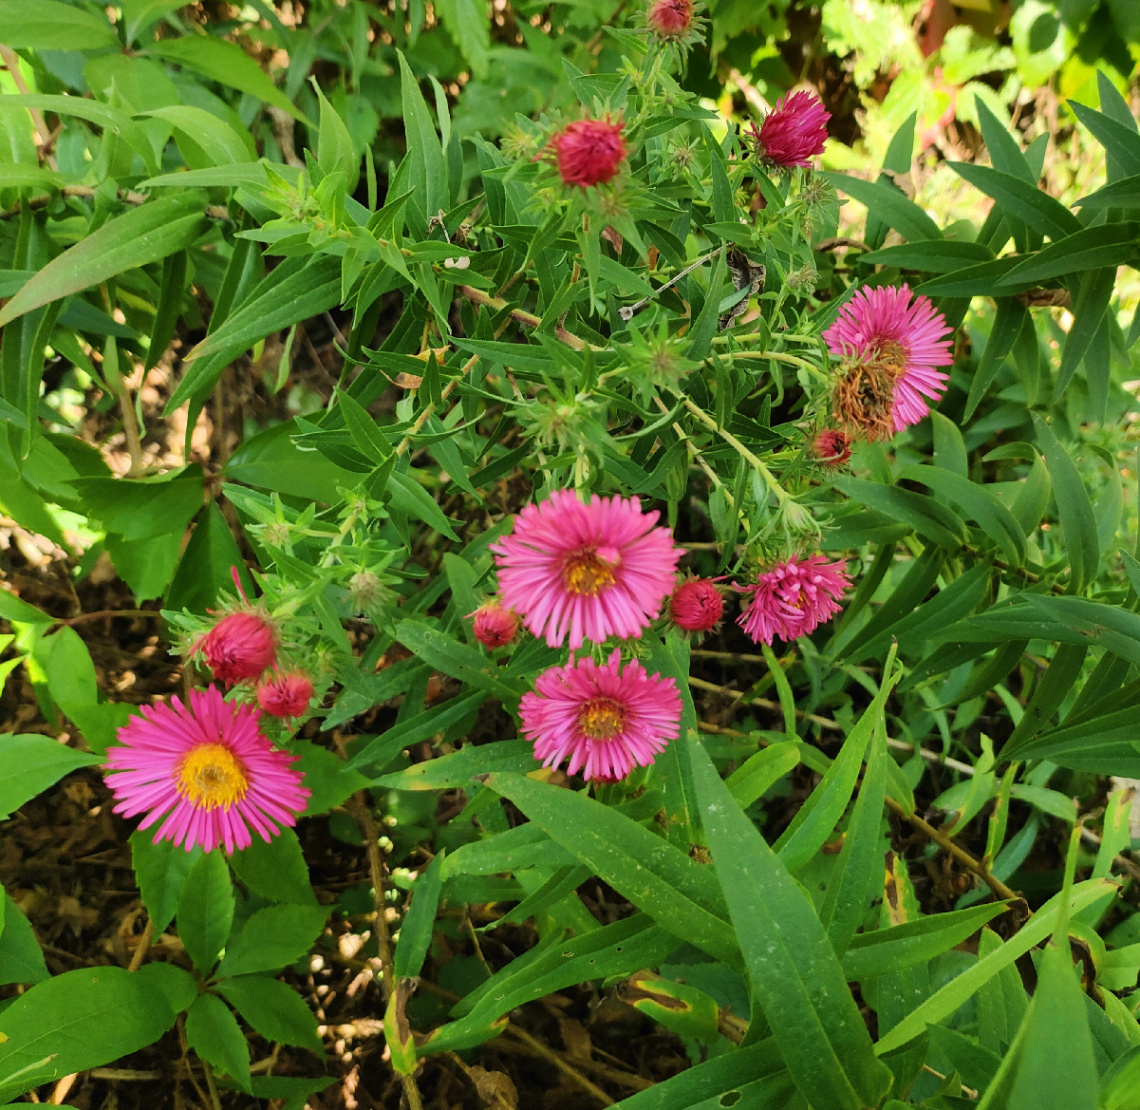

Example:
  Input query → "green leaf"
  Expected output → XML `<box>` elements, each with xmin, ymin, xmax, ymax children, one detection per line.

<box><xmin>1069</xmin><ymin>100</ymin><xmax>1140</xmax><ymax>177</ymax></box>
<box><xmin>139</xmin><ymin>162</ymin><xmax>269</xmax><ymax>189</ymax></box>
<box><xmin>875</xmin><ymin>878</ymin><xmax>1116</xmax><ymax>1054</ymax></box>
<box><xmin>775</xmin><ymin>656</ymin><xmax>895</xmax><ymax>873</ymax></box>
<box><xmin>724</xmin><ymin>743</ymin><xmax>801</xmax><ymax>808</ymax></box>
<box><xmin>949</xmin><ymin>163</ymin><xmax>1082</xmax><ymax>241</ymax></box>
<box><xmin>215</xmin><ymin>904</ymin><xmax>328</xmax><ymax>978</ymax></box>
<box><xmin>315</xmin><ymin>84</ymin><xmax>359</xmax><ymax>193</ymax></box>
<box><xmin>964</xmin><ymin>299</ymin><xmax>1027</xmax><ymax>420</ymax></box>
<box><xmin>0</xmin><ymin>967</ymin><xmax>176</xmax><ymax>1103</ymax></box>
<box><xmin>0</xmin><ymin>894</ymin><xmax>49</xmax><ymax>986</ymax></box>
<box><xmin>42</xmin><ymin>626</ymin><xmax>98</xmax><ymax>707</ymax></box>
<box><xmin>372</xmin><ymin>740</ymin><xmax>538</xmax><ymax>790</ymax></box>
<box><xmin>230</xmin><ymin>828</ymin><xmax>317</xmax><ymax>906</ymax></box>
<box><xmin>823</xmin><ymin>172</ymin><xmax>942</xmax><ymax>241</ymax></box>
<box><xmin>0</xmin><ymin>195</ymin><xmax>210</xmax><ymax>327</ymax></box>
<box><xmin>178</xmin><ymin>850</ymin><xmax>235</xmax><ymax>974</ymax></box>
<box><xmin>185</xmin><ymin>993</ymin><xmax>251</xmax><ymax>1093</ymax></box>
<box><xmin>141</xmin><ymin>105</ymin><xmax>253</xmax><ymax>166</ymax></box>
<box><xmin>895</xmin><ymin>465</ymin><xmax>1027</xmax><ymax>566</ymax></box>
<box><xmin>393</xmin><ymin>854</ymin><xmax>444</xmax><ymax>981</ymax></box>
<box><xmin>997</xmin><ymin>223</ymin><xmax>1140</xmax><ymax>286</ymax></box>
<box><xmin>166</xmin><ymin>501</ymin><xmax>246</xmax><ymax>615</ymax></box>
<box><xmin>0</xmin><ymin>734</ymin><xmax>100</xmax><ymax>820</ymax></box>
<box><xmin>482</xmin><ymin>772</ymin><xmax>739</xmax><ymax>967</ymax></box>
<box><xmin>130</xmin><ymin>831</ymin><xmax>200</xmax><ymax>935</ymax></box>
<box><xmin>0</xmin><ymin>95</ymin><xmax>158</xmax><ymax>174</ymax></box>
<box><xmin>0</xmin><ymin>1</ymin><xmax>117</xmax><ymax>49</ymax></box>
<box><xmin>144</xmin><ymin>36</ymin><xmax>304</xmax><ymax>121</ymax></box>
<box><xmin>387</xmin><ymin>473</ymin><xmax>460</xmax><ymax>542</ymax></box>
<box><xmin>133</xmin><ymin>962</ymin><xmax>198</xmax><ymax>1016</ymax></box>
<box><xmin>347</xmin><ymin>689</ymin><xmax>486</xmax><ymax>771</ymax></box>
<box><xmin>1056</xmin><ymin>267</ymin><xmax>1115</xmax><ymax>398</ymax></box>
<box><xmin>433</xmin><ymin>0</ymin><xmax>490</xmax><ymax>77</ymax></box>
<box><xmin>834</xmin><ymin>476</ymin><xmax>967</xmax><ymax>550</ymax></box>
<box><xmin>860</xmin><ymin>240</ymin><xmax>994</xmax><ymax>272</ymax></box>
<box><xmin>984</xmin><ymin>940</ymin><xmax>1099</xmax><ymax>1110</ymax></box>
<box><xmin>172</xmin><ymin>255</ymin><xmax>342</xmax><ymax>411</ymax></box>
<box><xmin>913</xmin><ymin>256</ymin><xmax>1028</xmax><ymax>297</ymax></box>
<box><xmin>394</xmin><ymin>619</ymin><xmax>521</xmax><ymax>700</ymax></box>
<box><xmin>292</xmin><ymin>741</ymin><xmax>370</xmax><ymax>815</ymax></box>
<box><xmin>1076</xmin><ymin>173</ymin><xmax>1140</xmax><ymax>211</ymax></box>
<box><xmin>688</xmin><ymin>736</ymin><xmax>893</xmax><ymax>1110</ymax></box>
<box><xmin>840</xmin><ymin>902</ymin><xmax>1009</xmax><ymax>981</ymax></box>
<box><xmin>216</xmin><ymin>976</ymin><xmax>323</xmax><ymax>1053</ymax></box>
<box><xmin>1031</xmin><ymin>414</ymin><xmax>1099</xmax><ymax>593</ymax></box>
<box><xmin>396</xmin><ymin>50</ymin><xmax>449</xmax><ymax>230</ymax></box>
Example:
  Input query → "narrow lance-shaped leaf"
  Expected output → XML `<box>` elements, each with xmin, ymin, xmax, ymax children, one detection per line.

<box><xmin>688</xmin><ymin>736</ymin><xmax>893</xmax><ymax>1110</ymax></box>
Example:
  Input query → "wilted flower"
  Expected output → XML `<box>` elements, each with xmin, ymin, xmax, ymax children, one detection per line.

<box><xmin>748</xmin><ymin>91</ymin><xmax>830</xmax><ymax>169</ymax></box>
<box><xmin>491</xmin><ymin>489</ymin><xmax>683</xmax><ymax>650</ymax></box>
<box><xmin>257</xmin><ymin>672</ymin><xmax>314</xmax><ymax>719</ymax></box>
<box><xmin>348</xmin><ymin>569</ymin><xmax>385</xmax><ymax>612</ymax></box>
<box><xmin>647</xmin><ymin>0</ymin><xmax>693</xmax><ymax>39</ymax></box>
<box><xmin>669</xmin><ymin>577</ymin><xmax>724</xmax><ymax>634</ymax></box>
<box><xmin>470</xmin><ymin>601</ymin><xmax>521</xmax><ymax>649</ymax></box>
<box><xmin>519</xmin><ymin>651</ymin><xmax>682</xmax><ymax>781</ymax></box>
<box><xmin>550</xmin><ymin>117</ymin><xmax>628</xmax><ymax>187</ymax></box>
<box><xmin>737</xmin><ymin>555</ymin><xmax>849</xmax><ymax>644</ymax></box>
<box><xmin>811</xmin><ymin>429</ymin><xmax>853</xmax><ymax>468</ymax></box>
<box><xmin>824</xmin><ymin>284</ymin><xmax>954</xmax><ymax>440</ymax></box>
<box><xmin>104</xmin><ymin>686</ymin><xmax>309</xmax><ymax>854</ymax></box>
<box><xmin>193</xmin><ymin>611</ymin><xmax>277</xmax><ymax>686</ymax></box>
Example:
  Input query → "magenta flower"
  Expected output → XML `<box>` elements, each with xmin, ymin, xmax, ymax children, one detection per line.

<box><xmin>470</xmin><ymin>601</ymin><xmax>521</xmax><ymax>649</ymax></box>
<box><xmin>257</xmin><ymin>672</ymin><xmax>314</xmax><ymax>719</ymax></box>
<box><xmin>811</xmin><ymin>429</ymin><xmax>853</xmax><ymax>468</ymax></box>
<box><xmin>193</xmin><ymin>611</ymin><xmax>277</xmax><ymax>686</ymax></box>
<box><xmin>669</xmin><ymin>577</ymin><xmax>724</xmax><ymax>634</ymax></box>
<box><xmin>491</xmin><ymin>490</ymin><xmax>683</xmax><ymax>649</ymax></box>
<box><xmin>550</xmin><ymin>118</ymin><xmax>628</xmax><ymax>187</ymax></box>
<box><xmin>104</xmin><ymin>686</ymin><xmax>310</xmax><ymax>854</ymax></box>
<box><xmin>749</xmin><ymin>91</ymin><xmax>830</xmax><ymax>168</ymax></box>
<box><xmin>647</xmin><ymin>0</ymin><xmax>694</xmax><ymax>39</ymax></box>
<box><xmin>519</xmin><ymin>651</ymin><xmax>682</xmax><ymax>781</ymax></box>
<box><xmin>737</xmin><ymin>555</ymin><xmax>849</xmax><ymax>645</ymax></box>
<box><xmin>823</xmin><ymin>283</ymin><xmax>954</xmax><ymax>441</ymax></box>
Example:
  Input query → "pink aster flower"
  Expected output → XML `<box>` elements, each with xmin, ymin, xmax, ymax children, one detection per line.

<box><xmin>669</xmin><ymin>576</ymin><xmax>724</xmax><ymax>634</ymax></box>
<box><xmin>737</xmin><ymin>555</ymin><xmax>849</xmax><ymax>645</ymax></box>
<box><xmin>192</xmin><ymin>611</ymin><xmax>277</xmax><ymax>686</ymax></box>
<box><xmin>823</xmin><ymin>284</ymin><xmax>954</xmax><ymax>440</ymax></box>
<box><xmin>490</xmin><ymin>489</ymin><xmax>683</xmax><ymax>649</ymax></box>
<box><xmin>749</xmin><ymin>91</ymin><xmax>830</xmax><ymax>169</ymax></box>
<box><xmin>470</xmin><ymin>601</ymin><xmax>521</xmax><ymax>649</ymax></box>
<box><xmin>519</xmin><ymin>651</ymin><xmax>682</xmax><ymax>781</ymax></box>
<box><xmin>550</xmin><ymin>118</ymin><xmax>628</xmax><ymax>187</ymax></box>
<box><xmin>647</xmin><ymin>0</ymin><xmax>693</xmax><ymax>39</ymax></box>
<box><xmin>104</xmin><ymin>686</ymin><xmax>310</xmax><ymax>854</ymax></box>
<box><xmin>257</xmin><ymin>671</ymin><xmax>314</xmax><ymax>719</ymax></box>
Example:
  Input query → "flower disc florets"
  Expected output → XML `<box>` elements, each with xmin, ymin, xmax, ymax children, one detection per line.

<box><xmin>747</xmin><ymin>90</ymin><xmax>830</xmax><ymax>169</ymax></box>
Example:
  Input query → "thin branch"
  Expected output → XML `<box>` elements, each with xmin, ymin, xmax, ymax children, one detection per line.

<box><xmin>884</xmin><ymin>795</ymin><xmax>1023</xmax><ymax>906</ymax></box>
<box><xmin>502</xmin><ymin>1025</ymin><xmax>616</xmax><ymax>1106</ymax></box>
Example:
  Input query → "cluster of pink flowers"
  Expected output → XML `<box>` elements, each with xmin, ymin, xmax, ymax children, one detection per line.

<box><xmin>482</xmin><ymin>490</ymin><xmax>850</xmax><ymax>783</ymax></box>
<box><xmin>104</xmin><ymin>582</ymin><xmax>316</xmax><ymax>855</ymax></box>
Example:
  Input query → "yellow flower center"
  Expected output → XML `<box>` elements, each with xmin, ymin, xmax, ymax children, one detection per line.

<box><xmin>578</xmin><ymin>698</ymin><xmax>625</xmax><ymax>740</ymax></box>
<box><xmin>177</xmin><ymin>743</ymin><xmax>249</xmax><ymax>810</ymax></box>
<box><xmin>562</xmin><ymin>549</ymin><xmax>619</xmax><ymax>595</ymax></box>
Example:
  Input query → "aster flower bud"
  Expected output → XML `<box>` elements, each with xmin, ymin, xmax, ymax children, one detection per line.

<box><xmin>747</xmin><ymin>90</ymin><xmax>830</xmax><ymax>169</ymax></box>
<box><xmin>811</xmin><ymin>429</ymin><xmax>853</xmax><ymax>469</ymax></box>
<box><xmin>257</xmin><ymin>671</ymin><xmax>315</xmax><ymax>719</ymax></box>
<box><xmin>470</xmin><ymin>602</ymin><xmax>521</xmax><ymax>649</ymax></box>
<box><xmin>669</xmin><ymin>577</ymin><xmax>724</xmax><ymax>634</ymax></box>
<box><xmin>549</xmin><ymin>117</ymin><xmax>628</xmax><ymax>188</ymax></box>
<box><xmin>647</xmin><ymin>0</ymin><xmax>693</xmax><ymax>39</ymax></box>
<box><xmin>193</xmin><ymin>611</ymin><xmax>278</xmax><ymax>686</ymax></box>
